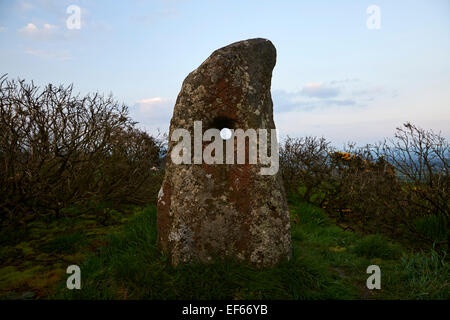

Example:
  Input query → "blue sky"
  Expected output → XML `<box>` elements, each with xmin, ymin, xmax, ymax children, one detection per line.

<box><xmin>1</xmin><ymin>0</ymin><xmax>449</xmax><ymax>145</ymax></box>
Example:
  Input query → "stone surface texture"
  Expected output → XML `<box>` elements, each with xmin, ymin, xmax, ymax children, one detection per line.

<box><xmin>157</xmin><ymin>38</ymin><xmax>291</xmax><ymax>267</ymax></box>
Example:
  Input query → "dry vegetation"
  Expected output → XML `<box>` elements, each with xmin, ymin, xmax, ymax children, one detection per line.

<box><xmin>0</xmin><ymin>76</ymin><xmax>164</xmax><ymax>228</ymax></box>
<box><xmin>280</xmin><ymin>124</ymin><xmax>449</xmax><ymax>248</ymax></box>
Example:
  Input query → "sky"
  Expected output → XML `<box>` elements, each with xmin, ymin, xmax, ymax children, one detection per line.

<box><xmin>0</xmin><ymin>0</ymin><xmax>449</xmax><ymax>146</ymax></box>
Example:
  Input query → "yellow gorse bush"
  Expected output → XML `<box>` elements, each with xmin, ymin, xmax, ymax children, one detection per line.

<box><xmin>333</xmin><ymin>152</ymin><xmax>358</xmax><ymax>161</ymax></box>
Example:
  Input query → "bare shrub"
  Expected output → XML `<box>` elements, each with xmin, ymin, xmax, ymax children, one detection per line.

<box><xmin>279</xmin><ymin>123</ymin><xmax>449</xmax><ymax>246</ymax></box>
<box><xmin>378</xmin><ymin>123</ymin><xmax>448</xmax><ymax>216</ymax></box>
<box><xmin>374</xmin><ymin>123</ymin><xmax>449</xmax><ymax>244</ymax></box>
<box><xmin>0</xmin><ymin>76</ymin><xmax>163</xmax><ymax>225</ymax></box>
<box><xmin>280</xmin><ymin>136</ymin><xmax>332</xmax><ymax>205</ymax></box>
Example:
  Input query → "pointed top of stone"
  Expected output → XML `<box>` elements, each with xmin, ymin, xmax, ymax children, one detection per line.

<box><xmin>208</xmin><ymin>38</ymin><xmax>276</xmax><ymax>69</ymax></box>
<box><xmin>173</xmin><ymin>38</ymin><xmax>278</xmax><ymax>132</ymax></box>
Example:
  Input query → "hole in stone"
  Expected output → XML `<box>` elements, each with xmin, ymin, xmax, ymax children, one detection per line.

<box><xmin>210</xmin><ymin>116</ymin><xmax>235</xmax><ymax>140</ymax></box>
<box><xmin>211</xmin><ymin>116</ymin><xmax>235</xmax><ymax>130</ymax></box>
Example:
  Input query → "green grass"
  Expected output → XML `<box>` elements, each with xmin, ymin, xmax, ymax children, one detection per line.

<box><xmin>41</xmin><ymin>232</ymin><xmax>88</xmax><ymax>254</ymax></box>
<box><xmin>0</xmin><ymin>204</ymin><xmax>137</xmax><ymax>299</ymax></box>
<box><xmin>399</xmin><ymin>248</ymin><xmax>449</xmax><ymax>299</ymax></box>
<box><xmin>413</xmin><ymin>214</ymin><xmax>449</xmax><ymax>243</ymax></box>
<box><xmin>50</xmin><ymin>202</ymin><xmax>449</xmax><ymax>300</ymax></box>
<box><xmin>2</xmin><ymin>200</ymin><xmax>448</xmax><ymax>300</ymax></box>
<box><xmin>52</xmin><ymin>205</ymin><xmax>357</xmax><ymax>300</ymax></box>
<box><xmin>352</xmin><ymin>234</ymin><xmax>403</xmax><ymax>260</ymax></box>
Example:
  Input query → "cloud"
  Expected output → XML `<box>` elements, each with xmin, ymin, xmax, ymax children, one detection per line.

<box><xmin>19</xmin><ymin>23</ymin><xmax>38</xmax><ymax>34</ymax></box>
<box><xmin>0</xmin><ymin>27</ymin><xmax>7</xmax><ymax>32</ymax></box>
<box><xmin>18</xmin><ymin>22</ymin><xmax>59</xmax><ymax>39</ymax></box>
<box><xmin>132</xmin><ymin>97</ymin><xmax>174</xmax><ymax>134</ymax></box>
<box><xmin>273</xmin><ymin>88</ymin><xmax>402</xmax><ymax>146</ymax></box>
<box><xmin>269</xmin><ymin>80</ymin><xmax>449</xmax><ymax>147</ymax></box>
<box><xmin>272</xmin><ymin>79</ymin><xmax>397</xmax><ymax>114</ymax></box>
<box><xmin>351</xmin><ymin>85</ymin><xmax>399</xmax><ymax>101</ymax></box>
<box><xmin>137</xmin><ymin>97</ymin><xmax>171</xmax><ymax>115</ymax></box>
<box><xmin>43</xmin><ymin>23</ymin><xmax>57</xmax><ymax>30</ymax></box>
<box><xmin>352</xmin><ymin>86</ymin><xmax>385</xmax><ymax>96</ymax></box>
<box><xmin>325</xmin><ymin>99</ymin><xmax>356</xmax><ymax>106</ymax></box>
<box><xmin>301</xmin><ymin>82</ymin><xmax>340</xmax><ymax>98</ymax></box>
<box><xmin>330</xmin><ymin>78</ymin><xmax>360</xmax><ymax>85</ymax></box>
<box><xmin>273</xmin><ymin>83</ymin><xmax>356</xmax><ymax>113</ymax></box>
<box><xmin>273</xmin><ymin>91</ymin><xmax>448</xmax><ymax>147</ymax></box>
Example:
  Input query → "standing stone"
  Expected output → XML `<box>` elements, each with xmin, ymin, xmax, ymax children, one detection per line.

<box><xmin>157</xmin><ymin>38</ymin><xmax>291</xmax><ymax>267</ymax></box>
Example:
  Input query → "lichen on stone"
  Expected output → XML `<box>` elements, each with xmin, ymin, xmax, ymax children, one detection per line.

<box><xmin>157</xmin><ymin>38</ymin><xmax>291</xmax><ymax>268</ymax></box>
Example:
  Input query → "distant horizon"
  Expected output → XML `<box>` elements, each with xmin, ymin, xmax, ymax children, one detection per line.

<box><xmin>1</xmin><ymin>0</ymin><xmax>449</xmax><ymax>146</ymax></box>
<box><xmin>2</xmin><ymin>72</ymin><xmax>447</xmax><ymax>149</ymax></box>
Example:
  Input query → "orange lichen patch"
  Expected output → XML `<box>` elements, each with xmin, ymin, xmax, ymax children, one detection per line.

<box><xmin>228</xmin><ymin>164</ymin><xmax>253</xmax><ymax>215</ymax></box>
<box><xmin>215</xmin><ymin>77</ymin><xmax>243</xmax><ymax>105</ymax></box>
<box><xmin>233</xmin><ymin>221</ymin><xmax>251</xmax><ymax>258</ymax></box>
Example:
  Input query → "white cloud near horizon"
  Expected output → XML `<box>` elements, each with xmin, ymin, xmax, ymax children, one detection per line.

<box><xmin>137</xmin><ymin>97</ymin><xmax>172</xmax><ymax>117</ymax></box>
<box><xmin>301</xmin><ymin>82</ymin><xmax>340</xmax><ymax>98</ymax></box>
<box><xmin>19</xmin><ymin>23</ymin><xmax>38</xmax><ymax>33</ymax></box>
<box><xmin>274</xmin><ymin>87</ymin><xmax>450</xmax><ymax>147</ymax></box>
<box><xmin>272</xmin><ymin>79</ymin><xmax>399</xmax><ymax>114</ymax></box>
<box><xmin>18</xmin><ymin>22</ymin><xmax>59</xmax><ymax>40</ymax></box>
<box><xmin>132</xmin><ymin>97</ymin><xmax>174</xmax><ymax>135</ymax></box>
